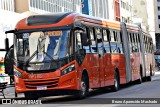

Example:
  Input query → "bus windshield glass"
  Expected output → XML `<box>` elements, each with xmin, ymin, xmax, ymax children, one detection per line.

<box><xmin>14</xmin><ymin>30</ymin><xmax>70</xmax><ymax>71</ymax></box>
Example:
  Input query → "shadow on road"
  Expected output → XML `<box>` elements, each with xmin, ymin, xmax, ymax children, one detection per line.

<box><xmin>41</xmin><ymin>80</ymin><xmax>144</xmax><ymax>104</ymax></box>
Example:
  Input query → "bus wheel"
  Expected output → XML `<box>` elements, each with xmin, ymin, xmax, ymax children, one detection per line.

<box><xmin>76</xmin><ymin>75</ymin><xmax>88</xmax><ymax>99</ymax></box>
<box><xmin>25</xmin><ymin>92</ymin><xmax>38</xmax><ymax>100</ymax></box>
<box><xmin>113</xmin><ymin>71</ymin><xmax>120</xmax><ymax>92</ymax></box>
<box><xmin>138</xmin><ymin>71</ymin><xmax>142</xmax><ymax>84</ymax></box>
<box><xmin>147</xmin><ymin>66</ymin><xmax>152</xmax><ymax>81</ymax></box>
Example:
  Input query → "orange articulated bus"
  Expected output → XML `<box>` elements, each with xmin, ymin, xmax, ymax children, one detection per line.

<box><xmin>4</xmin><ymin>12</ymin><xmax>155</xmax><ymax>99</ymax></box>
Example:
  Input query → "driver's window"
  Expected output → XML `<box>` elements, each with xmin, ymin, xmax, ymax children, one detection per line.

<box><xmin>75</xmin><ymin>28</ymin><xmax>90</xmax><ymax>53</ymax></box>
<box><xmin>17</xmin><ymin>39</ymin><xmax>23</xmax><ymax>55</ymax></box>
<box><xmin>75</xmin><ymin>30</ymin><xmax>82</xmax><ymax>52</ymax></box>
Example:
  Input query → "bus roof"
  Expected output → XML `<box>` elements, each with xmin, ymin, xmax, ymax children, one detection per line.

<box><xmin>15</xmin><ymin>12</ymin><xmax>122</xmax><ymax>30</ymax></box>
<box><xmin>15</xmin><ymin>12</ymin><xmax>149</xmax><ymax>35</ymax></box>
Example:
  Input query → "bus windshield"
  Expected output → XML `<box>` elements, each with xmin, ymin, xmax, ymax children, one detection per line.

<box><xmin>14</xmin><ymin>30</ymin><xmax>70</xmax><ymax>71</ymax></box>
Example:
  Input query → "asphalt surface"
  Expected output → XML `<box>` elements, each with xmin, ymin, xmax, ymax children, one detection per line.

<box><xmin>1</xmin><ymin>72</ymin><xmax>160</xmax><ymax>107</ymax></box>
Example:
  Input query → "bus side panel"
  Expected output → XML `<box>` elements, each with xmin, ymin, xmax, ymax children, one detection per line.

<box><xmin>110</xmin><ymin>54</ymin><xmax>126</xmax><ymax>85</ymax></box>
<box><xmin>118</xmin><ymin>54</ymin><xmax>127</xmax><ymax>84</ymax></box>
<box><xmin>81</xmin><ymin>54</ymin><xmax>100</xmax><ymax>89</ymax></box>
<box><xmin>130</xmin><ymin>53</ymin><xmax>141</xmax><ymax>81</ymax></box>
<box><xmin>145</xmin><ymin>53</ymin><xmax>149</xmax><ymax>77</ymax></box>
<box><xmin>145</xmin><ymin>53</ymin><xmax>155</xmax><ymax>77</ymax></box>
<box><xmin>104</xmin><ymin>54</ymin><xmax>113</xmax><ymax>86</ymax></box>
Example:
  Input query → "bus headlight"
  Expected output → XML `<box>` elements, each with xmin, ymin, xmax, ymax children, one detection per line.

<box><xmin>14</xmin><ymin>69</ymin><xmax>22</xmax><ymax>78</ymax></box>
<box><xmin>61</xmin><ymin>64</ymin><xmax>75</xmax><ymax>76</ymax></box>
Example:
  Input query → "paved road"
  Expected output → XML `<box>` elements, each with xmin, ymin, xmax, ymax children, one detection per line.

<box><xmin>1</xmin><ymin>72</ymin><xmax>160</xmax><ymax>107</ymax></box>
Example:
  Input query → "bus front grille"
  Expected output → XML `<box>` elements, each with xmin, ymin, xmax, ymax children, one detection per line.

<box><xmin>24</xmin><ymin>78</ymin><xmax>59</xmax><ymax>89</ymax></box>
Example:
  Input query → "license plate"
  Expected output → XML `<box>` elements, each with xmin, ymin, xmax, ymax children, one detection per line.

<box><xmin>37</xmin><ymin>86</ymin><xmax>47</xmax><ymax>90</ymax></box>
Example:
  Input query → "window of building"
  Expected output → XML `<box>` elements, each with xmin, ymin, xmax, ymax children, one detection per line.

<box><xmin>158</xmin><ymin>7</ymin><xmax>160</xmax><ymax>11</ymax></box>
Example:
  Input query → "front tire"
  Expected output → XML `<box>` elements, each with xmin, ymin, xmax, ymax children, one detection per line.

<box><xmin>75</xmin><ymin>75</ymin><xmax>88</xmax><ymax>99</ymax></box>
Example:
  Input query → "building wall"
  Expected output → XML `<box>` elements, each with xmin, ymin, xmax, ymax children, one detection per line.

<box><xmin>156</xmin><ymin>0</ymin><xmax>160</xmax><ymax>49</ymax></box>
<box><xmin>15</xmin><ymin>0</ymin><xmax>29</xmax><ymax>13</ymax></box>
<box><xmin>146</xmin><ymin>0</ymin><xmax>157</xmax><ymax>46</ymax></box>
<box><xmin>14</xmin><ymin>0</ymin><xmax>81</xmax><ymax>14</ymax></box>
<box><xmin>29</xmin><ymin>0</ymin><xmax>81</xmax><ymax>14</ymax></box>
<box><xmin>157</xmin><ymin>0</ymin><xmax>160</xmax><ymax>33</ymax></box>
<box><xmin>91</xmin><ymin>0</ymin><xmax>109</xmax><ymax>19</ymax></box>
<box><xmin>107</xmin><ymin>0</ymin><xmax>115</xmax><ymax>20</ymax></box>
<box><xmin>0</xmin><ymin>10</ymin><xmax>20</xmax><ymax>57</ymax></box>
<box><xmin>132</xmin><ymin>0</ymin><xmax>157</xmax><ymax>47</ymax></box>
<box><xmin>132</xmin><ymin>0</ymin><xmax>148</xmax><ymax>29</ymax></box>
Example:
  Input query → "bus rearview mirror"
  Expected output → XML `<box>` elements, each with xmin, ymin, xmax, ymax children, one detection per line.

<box><xmin>5</xmin><ymin>38</ymin><xmax>9</xmax><ymax>51</ymax></box>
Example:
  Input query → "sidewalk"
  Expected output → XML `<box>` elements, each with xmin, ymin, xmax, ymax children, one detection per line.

<box><xmin>0</xmin><ymin>84</ymin><xmax>24</xmax><ymax>99</ymax></box>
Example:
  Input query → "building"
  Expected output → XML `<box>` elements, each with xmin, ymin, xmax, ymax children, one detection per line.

<box><xmin>82</xmin><ymin>0</ymin><xmax>120</xmax><ymax>21</ymax></box>
<box><xmin>91</xmin><ymin>0</ymin><xmax>109</xmax><ymax>19</ymax></box>
<box><xmin>0</xmin><ymin>0</ymin><xmax>15</xmax><ymax>12</ymax></box>
<box><xmin>83</xmin><ymin>0</ymin><xmax>131</xmax><ymax>23</ymax></box>
<box><xmin>0</xmin><ymin>0</ymin><xmax>82</xmax><ymax>56</ymax></box>
<box><xmin>132</xmin><ymin>0</ymin><xmax>157</xmax><ymax>48</ymax></box>
<box><xmin>15</xmin><ymin>0</ymin><xmax>82</xmax><ymax>14</ymax></box>
<box><xmin>156</xmin><ymin>0</ymin><xmax>160</xmax><ymax>50</ymax></box>
<box><xmin>120</xmin><ymin>0</ymin><xmax>132</xmax><ymax>23</ymax></box>
<box><xmin>0</xmin><ymin>0</ymin><xmax>20</xmax><ymax>55</ymax></box>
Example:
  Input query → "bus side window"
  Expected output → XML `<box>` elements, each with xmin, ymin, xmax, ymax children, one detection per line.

<box><xmin>110</xmin><ymin>30</ymin><xmax>117</xmax><ymax>53</ymax></box>
<box><xmin>129</xmin><ymin>32</ymin><xmax>133</xmax><ymax>53</ymax></box>
<box><xmin>133</xmin><ymin>33</ymin><xmax>138</xmax><ymax>53</ymax></box>
<box><xmin>146</xmin><ymin>37</ymin><xmax>149</xmax><ymax>53</ymax></box>
<box><xmin>117</xmin><ymin>31</ymin><xmax>123</xmax><ymax>54</ymax></box>
<box><xmin>68</xmin><ymin>31</ymin><xmax>74</xmax><ymax>55</ymax></box>
<box><xmin>137</xmin><ymin>34</ymin><xmax>141</xmax><ymax>52</ymax></box>
<box><xmin>90</xmin><ymin>28</ymin><xmax>97</xmax><ymax>53</ymax></box>
<box><xmin>96</xmin><ymin>28</ymin><xmax>103</xmax><ymax>56</ymax></box>
<box><xmin>136</xmin><ymin>33</ymin><xmax>140</xmax><ymax>52</ymax></box>
<box><xmin>82</xmin><ymin>28</ymin><xmax>90</xmax><ymax>53</ymax></box>
<box><xmin>143</xmin><ymin>34</ymin><xmax>146</xmax><ymax>53</ymax></box>
<box><xmin>75</xmin><ymin>31</ymin><xmax>82</xmax><ymax>51</ymax></box>
<box><xmin>103</xmin><ymin>29</ymin><xmax>110</xmax><ymax>53</ymax></box>
<box><xmin>131</xmin><ymin>33</ymin><xmax>136</xmax><ymax>53</ymax></box>
<box><xmin>149</xmin><ymin>39</ymin><xmax>152</xmax><ymax>53</ymax></box>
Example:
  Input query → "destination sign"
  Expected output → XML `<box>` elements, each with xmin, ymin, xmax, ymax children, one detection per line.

<box><xmin>45</xmin><ymin>31</ymin><xmax>62</xmax><ymax>36</ymax></box>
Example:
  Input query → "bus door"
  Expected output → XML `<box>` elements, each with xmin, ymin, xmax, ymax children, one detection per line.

<box><xmin>102</xmin><ymin>29</ymin><xmax>112</xmax><ymax>86</ymax></box>
<box><xmin>96</xmin><ymin>28</ymin><xmax>105</xmax><ymax>87</ymax></box>
<box><xmin>89</xmin><ymin>28</ymin><xmax>101</xmax><ymax>88</ymax></box>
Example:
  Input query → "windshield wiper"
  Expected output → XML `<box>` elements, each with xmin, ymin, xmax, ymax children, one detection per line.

<box><xmin>43</xmin><ymin>50</ymin><xmax>54</xmax><ymax>61</ymax></box>
<box><xmin>25</xmin><ymin>49</ymin><xmax>38</xmax><ymax>66</ymax></box>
